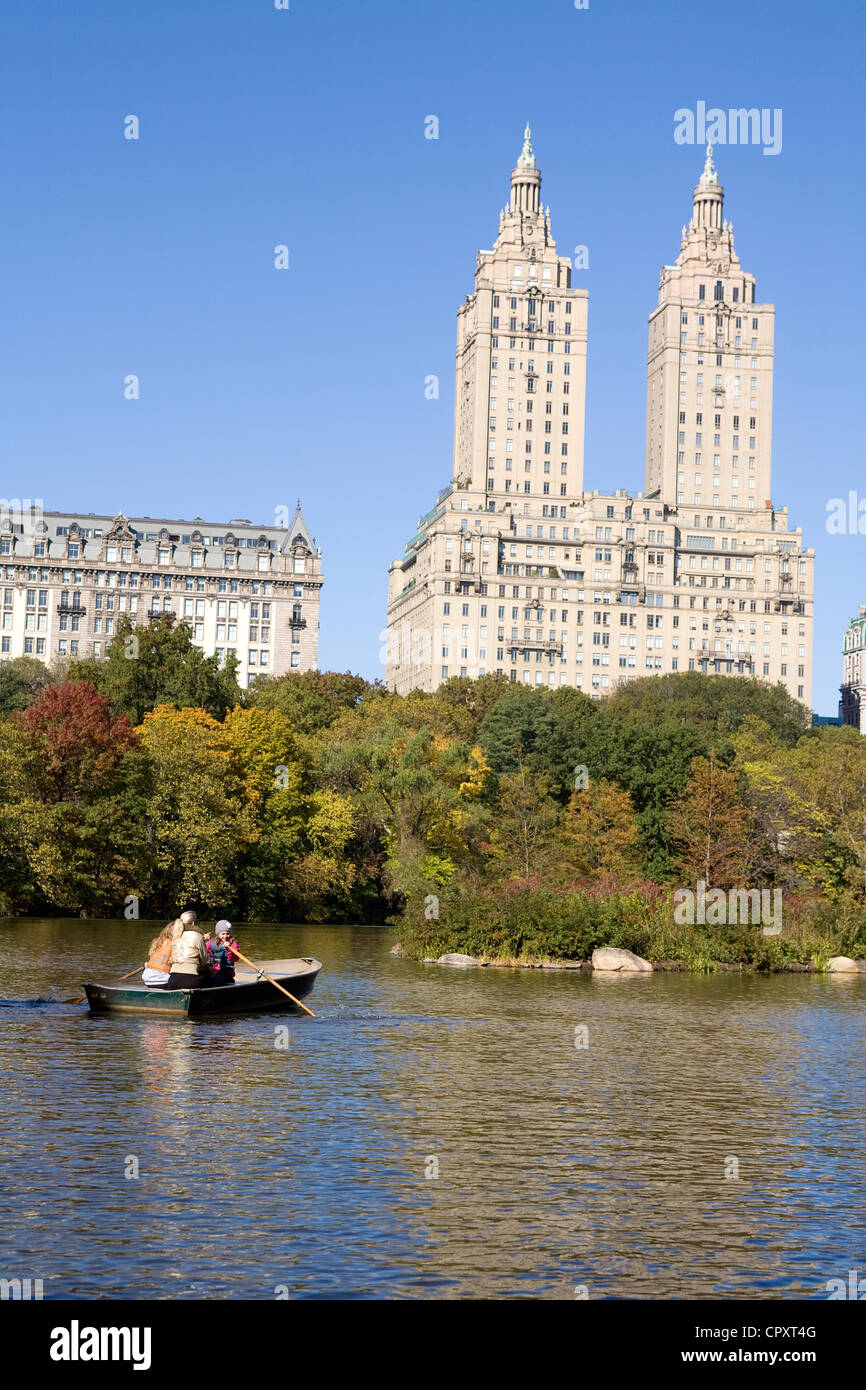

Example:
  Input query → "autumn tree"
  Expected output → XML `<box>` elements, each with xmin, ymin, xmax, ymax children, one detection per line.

<box><xmin>669</xmin><ymin>751</ymin><xmax>752</xmax><ymax>889</ymax></box>
<box><xmin>2</xmin><ymin>682</ymin><xmax>150</xmax><ymax>914</ymax></box>
<box><xmin>557</xmin><ymin>777</ymin><xmax>641</xmax><ymax>884</ymax></box>
<box><xmin>742</xmin><ymin>726</ymin><xmax>866</xmax><ymax>900</ymax></box>
<box><xmin>222</xmin><ymin>705</ymin><xmax>357</xmax><ymax>919</ymax></box>
<box><xmin>137</xmin><ymin>705</ymin><xmax>257</xmax><ymax>912</ymax></box>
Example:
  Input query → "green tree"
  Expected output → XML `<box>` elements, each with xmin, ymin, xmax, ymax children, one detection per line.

<box><xmin>323</xmin><ymin>719</ymin><xmax>488</xmax><ymax>902</ymax></box>
<box><xmin>248</xmin><ymin>669</ymin><xmax>379</xmax><ymax>735</ymax></box>
<box><xmin>484</xmin><ymin>758</ymin><xmax>560</xmax><ymax>885</ymax></box>
<box><xmin>548</xmin><ymin>685</ymin><xmax>598</xmax><ymax>760</ymax></box>
<box><xmin>425</xmin><ymin>673</ymin><xmax>511</xmax><ymax>742</ymax></box>
<box><xmin>72</xmin><ymin>613</ymin><xmax>241</xmax><ymax>725</ymax></box>
<box><xmin>0</xmin><ymin>656</ymin><xmax>53</xmax><ymax>717</ymax></box>
<box><xmin>742</xmin><ymin>726</ymin><xmax>866</xmax><ymax>900</ymax></box>
<box><xmin>576</xmin><ymin>708</ymin><xmax>710</xmax><ymax>875</ymax></box>
<box><xmin>478</xmin><ymin>686</ymin><xmax>573</xmax><ymax>791</ymax></box>
<box><xmin>0</xmin><ymin>719</ymin><xmax>48</xmax><ymax>912</ymax></box>
<box><xmin>606</xmin><ymin>672</ymin><xmax>809</xmax><ymax>747</ymax></box>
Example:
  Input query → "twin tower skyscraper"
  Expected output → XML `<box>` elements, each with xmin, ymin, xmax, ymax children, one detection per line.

<box><xmin>385</xmin><ymin>128</ymin><xmax>813</xmax><ymax>707</ymax></box>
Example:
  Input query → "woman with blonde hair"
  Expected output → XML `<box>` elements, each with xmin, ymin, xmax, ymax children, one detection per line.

<box><xmin>165</xmin><ymin>909</ymin><xmax>215</xmax><ymax>990</ymax></box>
<box><xmin>141</xmin><ymin>920</ymin><xmax>178</xmax><ymax>988</ymax></box>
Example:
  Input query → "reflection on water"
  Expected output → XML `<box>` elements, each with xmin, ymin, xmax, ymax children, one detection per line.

<box><xmin>0</xmin><ymin>919</ymin><xmax>863</xmax><ymax>1300</ymax></box>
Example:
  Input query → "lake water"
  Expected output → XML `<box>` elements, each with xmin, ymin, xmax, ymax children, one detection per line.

<box><xmin>0</xmin><ymin>918</ymin><xmax>863</xmax><ymax>1300</ymax></box>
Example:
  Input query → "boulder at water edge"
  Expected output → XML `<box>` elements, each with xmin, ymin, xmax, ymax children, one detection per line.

<box><xmin>826</xmin><ymin>956</ymin><xmax>864</xmax><ymax>973</ymax></box>
<box><xmin>591</xmin><ymin>947</ymin><xmax>653</xmax><ymax>973</ymax></box>
<box><xmin>437</xmin><ymin>953</ymin><xmax>479</xmax><ymax>967</ymax></box>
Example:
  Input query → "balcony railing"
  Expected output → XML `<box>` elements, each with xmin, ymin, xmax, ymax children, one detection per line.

<box><xmin>507</xmin><ymin>639</ymin><xmax>563</xmax><ymax>654</ymax></box>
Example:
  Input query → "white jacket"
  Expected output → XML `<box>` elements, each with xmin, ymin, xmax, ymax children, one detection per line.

<box><xmin>171</xmin><ymin>929</ymin><xmax>209</xmax><ymax>971</ymax></box>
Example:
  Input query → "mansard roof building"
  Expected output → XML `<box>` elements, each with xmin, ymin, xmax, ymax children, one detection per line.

<box><xmin>0</xmin><ymin>501</ymin><xmax>322</xmax><ymax>684</ymax></box>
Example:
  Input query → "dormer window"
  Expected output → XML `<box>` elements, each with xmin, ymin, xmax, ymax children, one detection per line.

<box><xmin>158</xmin><ymin>548</ymin><xmax>170</xmax><ymax>565</ymax></box>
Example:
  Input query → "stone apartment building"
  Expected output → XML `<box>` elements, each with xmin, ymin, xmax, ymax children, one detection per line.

<box><xmin>840</xmin><ymin>608</ymin><xmax>866</xmax><ymax>732</ymax></box>
<box><xmin>385</xmin><ymin>130</ymin><xmax>813</xmax><ymax>705</ymax></box>
<box><xmin>0</xmin><ymin>501</ymin><xmax>322</xmax><ymax>686</ymax></box>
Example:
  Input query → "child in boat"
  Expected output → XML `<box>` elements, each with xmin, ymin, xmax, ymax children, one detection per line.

<box><xmin>141</xmin><ymin>921</ymin><xmax>176</xmax><ymax>987</ymax></box>
<box><xmin>207</xmin><ymin>921</ymin><xmax>239</xmax><ymax>982</ymax></box>
<box><xmin>142</xmin><ymin>921</ymin><xmax>175</xmax><ymax>986</ymax></box>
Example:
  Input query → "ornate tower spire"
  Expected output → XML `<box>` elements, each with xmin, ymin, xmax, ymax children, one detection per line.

<box><xmin>519</xmin><ymin>122</ymin><xmax>535</xmax><ymax>168</ymax></box>
<box><xmin>509</xmin><ymin>122</ymin><xmax>541</xmax><ymax>215</ymax></box>
<box><xmin>700</xmin><ymin>141</ymin><xmax>718</xmax><ymax>185</ymax></box>
<box><xmin>691</xmin><ymin>141</ymin><xmax>723</xmax><ymax>233</ymax></box>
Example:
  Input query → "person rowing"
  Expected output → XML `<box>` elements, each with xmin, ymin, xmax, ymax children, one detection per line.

<box><xmin>207</xmin><ymin>921</ymin><xmax>239</xmax><ymax>982</ymax></box>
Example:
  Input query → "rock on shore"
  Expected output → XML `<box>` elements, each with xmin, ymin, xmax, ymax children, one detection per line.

<box><xmin>591</xmin><ymin>947</ymin><xmax>653</xmax><ymax>973</ymax></box>
<box><xmin>826</xmin><ymin>956</ymin><xmax>866</xmax><ymax>974</ymax></box>
<box><xmin>436</xmin><ymin>952</ymin><xmax>479</xmax><ymax>967</ymax></box>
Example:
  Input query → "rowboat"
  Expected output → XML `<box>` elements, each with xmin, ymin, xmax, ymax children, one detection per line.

<box><xmin>83</xmin><ymin>957</ymin><xmax>323</xmax><ymax>1018</ymax></box>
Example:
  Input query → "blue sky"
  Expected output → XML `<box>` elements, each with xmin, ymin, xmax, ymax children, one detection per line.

<box><xmin>0</xmin><ymin>0</ymin><xmax>863</xmax><ymax>713</ymax></box>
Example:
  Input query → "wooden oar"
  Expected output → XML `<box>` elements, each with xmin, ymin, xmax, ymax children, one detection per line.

<box><xmin>62</xmin><ymin>965</ymin><xmax>145</xmax><ymax>1005</ymax></box>
<box><xmin>231</xmin><ymin>949</ymin><xmax>316</xmax><ymax>1018</ymax></box>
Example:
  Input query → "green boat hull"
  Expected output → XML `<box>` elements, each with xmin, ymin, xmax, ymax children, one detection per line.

<box><xmin>83</xmin><ymin>958</ymin><xmax>322</xmax><ymax>1018</ymax></box>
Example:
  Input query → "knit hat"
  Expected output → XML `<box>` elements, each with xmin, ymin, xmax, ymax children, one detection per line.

<box><xmin>214</xmin><ymin>920</ymin><xmax>233</xmax><ymax>936</ymax></box>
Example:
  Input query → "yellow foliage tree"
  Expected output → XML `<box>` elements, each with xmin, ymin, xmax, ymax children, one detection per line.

<box><xmin>558</xmin><ymin>777</ymin><xmax>642</xmax><ymax>883</ymax></box>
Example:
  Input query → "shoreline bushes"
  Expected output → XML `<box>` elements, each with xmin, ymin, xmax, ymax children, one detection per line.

<box><xmin>391</xmin><ymin>884</ymin><xmax>866</xmax><ymax>971</ymax></box>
